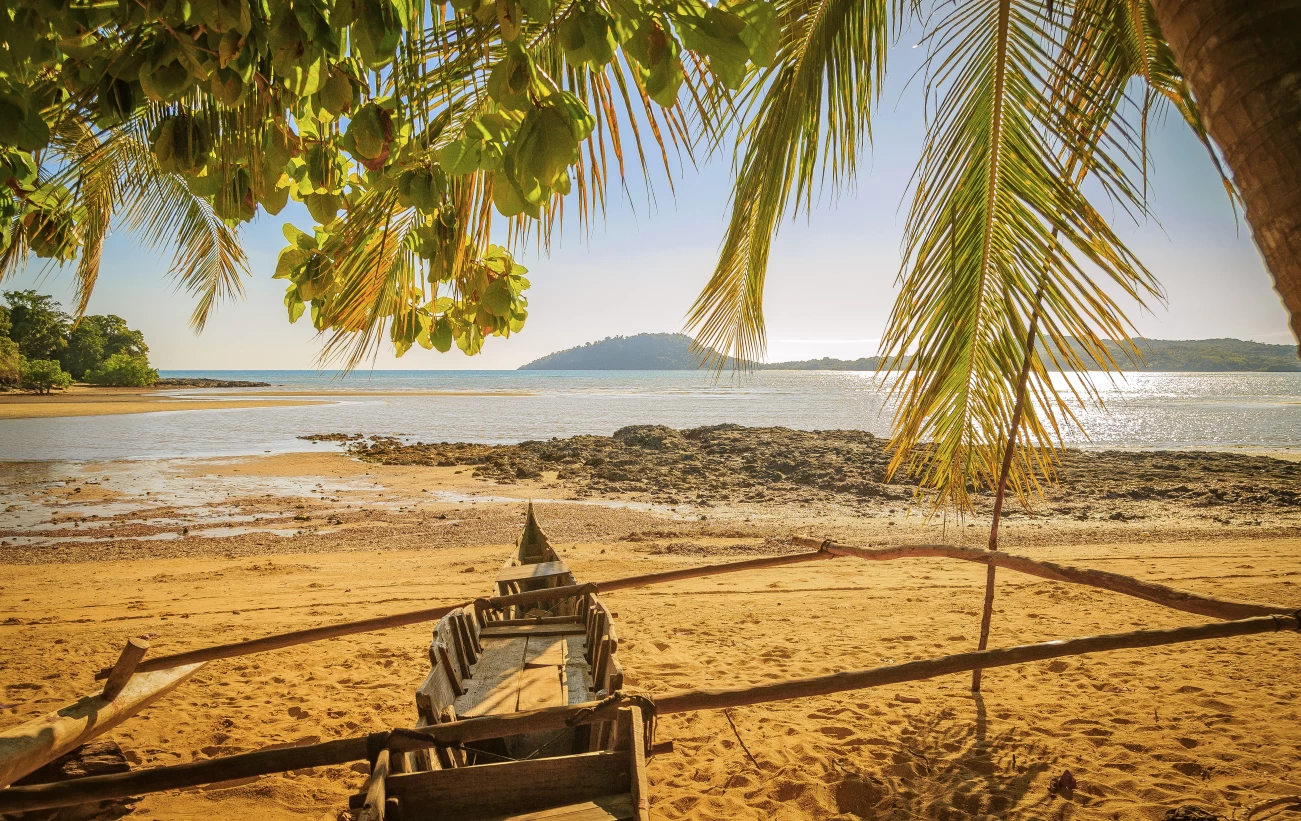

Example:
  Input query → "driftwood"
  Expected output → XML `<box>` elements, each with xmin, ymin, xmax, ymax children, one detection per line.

<box><xmin>597</xmin><ymin>550</ymin><xmax>837</xmax><ymax>593</ymax></box>
<box><xmin>793</xmin><ymin>537</ymin><xmax>1295</xmax><ymax>621</ymax></box>
<box><xmin>4</xmin><ymin>613</ymin><xmax>1295</xmax><ymax>814</ymax></box>
<box><xmin>0</xmin><ymin>663</ymin><xmax>204</xmax><ymax>789</ymax></box>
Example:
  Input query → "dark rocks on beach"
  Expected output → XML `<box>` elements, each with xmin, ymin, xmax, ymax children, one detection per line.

<box><xmin>306</xmin><ymin>424</ymin><xmax>1301</xmax><ymax>516</ymax></box>
<box><xmin>298</xmin><ymin>433</ymin><xmax>363</xmax><ymax>442</ymax></box>
<box><xmin>153</xmin><ymin>378</ymin><xmax>272</xmax><ymax>388</ymax></box>
<box><xmin>346</xmin><ymin>425</ymin><xmax>914</xmax><ymax>507</ymax></box>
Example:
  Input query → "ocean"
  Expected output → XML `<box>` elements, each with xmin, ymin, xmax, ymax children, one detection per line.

<box><xmin>2</xmin><ymin>370</ymin><xmax>1299</xmax><ymax>461</ymax></box>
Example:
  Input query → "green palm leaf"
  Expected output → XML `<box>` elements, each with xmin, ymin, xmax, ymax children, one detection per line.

<box><xmin>882</xmin><ymin>0</ymin><xmax>1162</xmax><ymax>511</ymax></box>
<box><xmin>685</xmin><ymin>0</ymin><xmax>891</xmax><ymax>368</ymax></box>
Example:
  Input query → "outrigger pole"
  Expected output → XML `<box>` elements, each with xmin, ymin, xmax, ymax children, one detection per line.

<box><xmin>2</xmin><ymin>612</ymin><xmax>1296</xmax><ymax>814</ymax></box>
<box><xmin>98</xmin><ymin>537</ymin><xmax>1291</xmax><ymax>679</ymax></box>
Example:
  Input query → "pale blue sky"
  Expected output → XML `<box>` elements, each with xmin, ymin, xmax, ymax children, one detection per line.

<box><xmin>7</xmin><ymin>41</ymin><xmax>1295</xmax><ymax>370</ymax></box>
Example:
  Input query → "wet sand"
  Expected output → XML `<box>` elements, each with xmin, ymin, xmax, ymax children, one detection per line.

<box><xmin>1</xmin><ymin>448</ymin><xmax>1300</xmax><ymax>820</ymax></box>
<box><xmin>0</xmin><ymin>387</ymin><xmax>324</xmax><ymax>419</ymax></box>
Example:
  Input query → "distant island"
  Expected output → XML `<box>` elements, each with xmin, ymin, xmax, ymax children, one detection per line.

<box><xmin>519</xmin><ymin>333</ymin><xmax>1300</xmax><ymax>372</ymax></box>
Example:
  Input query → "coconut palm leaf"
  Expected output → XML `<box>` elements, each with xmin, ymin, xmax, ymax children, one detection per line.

<box><xmin>3</xmin><ymin>111</ymin><xmax>249</xmax><ymax>331</ymax></box>
<box><xmin>880</xmin><ymin>0</ymin><xmax>1164</xmax><ymax>511</ymax></box>
<box><xmin>685</xmin><ymin>0</ymin><xmax>893</xmax><ymax>368</ymax></box>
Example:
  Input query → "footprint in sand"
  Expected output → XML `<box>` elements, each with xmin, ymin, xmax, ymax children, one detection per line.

<box><xmin>818</xmin><ymin>726</ymin><xmax>855</xmax><ymax>740</ymax></box>
<box><xmin>1175</xmin><ymin>737</ymin><xmax>1200</xmax><ymax>749</ymax></box>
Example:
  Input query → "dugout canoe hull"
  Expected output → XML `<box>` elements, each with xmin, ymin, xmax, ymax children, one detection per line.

<box><xmin>354</xmin><ymin>504</ymin><xmax>648</xmax><ymax>821</ymax></box>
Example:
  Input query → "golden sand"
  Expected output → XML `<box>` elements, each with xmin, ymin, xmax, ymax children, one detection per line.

<box><xmin>1</xmin><ymin>454</ymin><xmax>1299</xmax><ymax>820</ymax></box>
<box><xmin>0</xmin><ymin>387</ymin><xmax>324</xmax><ymax>419</ymax></box>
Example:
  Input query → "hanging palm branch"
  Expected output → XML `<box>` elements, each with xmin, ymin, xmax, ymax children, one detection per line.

<box><xmin>686</xmin><ymin>0</ymin><xmax>892</xmax><ymax>368</ymax></box>
<box><xmin>689</xmin><ymin>0</ymin><xmax>1228</xmax><ymax>511</ymax></box>
<box><xmin>0</xmin><ymin>112</ymin><xmax>250</xmax><ymax>331</ymax></box>
<box><xmin>881</xmin><ymin>0</ymin><xmax>1166</xmax><ymax>511</ymax></box>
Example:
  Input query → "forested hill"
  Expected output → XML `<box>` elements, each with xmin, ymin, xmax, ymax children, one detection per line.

<box><xmin>519</xmin><ymin>334</ymin><xmax>739</xmax><ymax>370</ymax></box>
<box><xmin>1055</xmin><ymin>337</ymin><xmax>1300</xmax><ymax>372</ymax></box>
<box><xmin>519</xmin><ymin>333</ymin><xmax>1299</xmax><ymax>371</ymax></box>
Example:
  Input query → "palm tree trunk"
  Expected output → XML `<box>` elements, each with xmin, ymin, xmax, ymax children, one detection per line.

<box><xmin>1148</xmin><ymin>0</ymin><xmax>1301</xmax><ymax>346</ymax></box>
<box><xmin>971</xmin><ymin>297</ymin><xmax>1042</xmax><ymax>692</ymax></box>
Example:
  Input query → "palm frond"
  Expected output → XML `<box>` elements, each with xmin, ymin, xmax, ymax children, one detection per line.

<box><xmin>881</xmin><ymin>0</ymin><xmax>1162</xmax><ymax>511</ymax></box>
<box><xmin>685</xmin><ymin>0</ymin><xmax>891</xmax><ymax>368</ymax></box>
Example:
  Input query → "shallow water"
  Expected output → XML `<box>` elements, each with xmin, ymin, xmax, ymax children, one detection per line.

<box><xmin>1</xmin><ymin>370</ymin><xmax>1299</xmax><ymax>461</ymax></box>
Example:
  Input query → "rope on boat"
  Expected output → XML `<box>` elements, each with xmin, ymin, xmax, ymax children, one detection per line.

<box><xmin>565</xmin><ymin>691</ymin><xmax>658</xmax><ymax>755</ymax></box>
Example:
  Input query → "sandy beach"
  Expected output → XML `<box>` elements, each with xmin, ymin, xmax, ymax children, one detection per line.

<box><xmin>0</xmin><ymin>386</ymin><xmax>327</xmax><ymax>420</ymax></box>
<box><xmin>2</xmin><ymin>436</ymin><xmax>1300</xmax><ymax>821</ymax></box>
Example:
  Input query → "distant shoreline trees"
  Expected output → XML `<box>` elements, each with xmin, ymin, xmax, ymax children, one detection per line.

<box><xmin>0</xmin><ymin>290</ymin><xmax>157</xmax><ymax>390</ymax></box>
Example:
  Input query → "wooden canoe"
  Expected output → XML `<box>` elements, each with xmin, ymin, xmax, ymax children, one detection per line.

<box><xmin>355</xmin><ymin>504</ymin><xmax>649</xmax><ymax>821</ymax></box>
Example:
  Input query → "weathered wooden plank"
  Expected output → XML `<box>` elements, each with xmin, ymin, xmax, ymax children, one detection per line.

<box><xmin>497</xmin><ymin>561</ymin><xmax>572</xmax><ymax>584</ymax></box>
<box><xmin>524</xmin><ymin>635</ymin><xmax>566</xmax><ymax>667</ymax></box>
<box><xmin>384</xmin><ymin>751</ymin><xmax>626</xmax><ymax>821</ymax></box>
<box><xmin>481</xmin><ymin>624</ymin><xmax>587</xmax><ymax>639</ymax></box>
<box><xmin>516</xmin><ymin>667</ymin><xmax>564</xmax><ymax>713</ymax></box>
<box><xmin>435</xmin><ymin>642</ymin><xmax>465</xmax><ymax>698</ymax></box>
<box><xmin>624</xmin><ymin>708</ymin><xmax>649</xmax><ymax>821</ymax></box>
<box><xmin>564</xmin><ymin>635</ymin><xmax>591</xmax><ymax>707</ymax></box>
<box><xmin>492</xmin><ymin>615</ymin><xmax>582</xmax><ymax>628</ymax></box>
<box><xmin>101</xmin><ymin>638</ymin><xmax>150</xmax><ymax>700</ymax></box>
<box><xmin>485</xmin><ymin>794</ymin><xmax>634</xmax><ymax>821</ymax></box>
<box><xmin>456</xmin><ymin>638</ymin><xmax>528</xmax><ymax>719</ymax></box>
<box><xmin>357</xmin><ymin>748</ymin><xmax>389</xmax><ymax>821</ymax></box>
<box><xmin>0</xmin><ymin>662</ymin><xmax>204</xmax><ymax>789</ymax></box>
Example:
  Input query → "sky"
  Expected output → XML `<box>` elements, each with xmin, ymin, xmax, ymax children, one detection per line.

<box><xmin>6</xmin><ymin>42</ymin><xmax>1296</xmax><ymax>371</ymax></box>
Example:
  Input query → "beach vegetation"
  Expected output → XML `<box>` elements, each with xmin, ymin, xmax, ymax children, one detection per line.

<box><xmin>84</xmin><ymin>353</ymin><xmax>160</xmax><ymax>387</ymax></box>
<box><xmin>63</xmin><ymin>315</ymin><xmax>149</xmax><ymax>380</ymax></box>
<box><xmin>18</xmin><ymin>357</ymin><xmax>73</xmax><ymax>394</ymax></box>
<box><xmin>2</xmin><ymin>290</ymin><xmax>70</xmax><ymax>361</ymax></box>
<box><xmin>2</xmin><ymin>291</ymin><xmax>157</xmax><ymax>384</ymax></box>
<box><xmin>0</xmin><ymin>337</ymin><xmax>19</xmax><ymax>387</ymax></box>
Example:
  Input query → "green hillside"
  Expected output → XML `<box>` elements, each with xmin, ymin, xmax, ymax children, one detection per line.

<box><xmin>519</xmin><ymin>333</ymin><xmax>737</xmax><ymax>370</ymax></box>
<box><xmin>520</xmin><ymin>333</ymin><xmax>1299</xmax><ymax>371</ymax></box>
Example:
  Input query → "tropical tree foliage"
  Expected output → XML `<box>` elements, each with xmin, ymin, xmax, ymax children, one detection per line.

<box><xmin>2</xmin><ymin>290</ymin><xmax>157</xmax><ymax>382</ymax></box>
<box><xmin>19</xmin><ymin>357</ymin><xmax>73</xmax><ymax>393</ymax></box>
<box><xmin>0</xmin><ymin>0</ymin><xmax>778</xmax><ymax>366</ymax></box>
<box><xmin>85</xmin><ymin>352</ymin><xmax>160</xmax><ymax>386</ymax></box>
<box><xmin>0</xmin><ymin>337</ymin><xmax>19</xmax><ymax>386</ymax></box>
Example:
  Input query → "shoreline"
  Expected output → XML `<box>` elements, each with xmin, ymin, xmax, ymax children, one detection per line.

<box><xmin>0</xmin><ymin>386</ymin><xmax>330</xmax><ymax>420</ymax></box>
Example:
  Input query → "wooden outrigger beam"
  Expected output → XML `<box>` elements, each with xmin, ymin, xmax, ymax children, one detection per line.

<box><xmin>5</xmin><ymin>613</ymin><xmax>1296</xmax><ymax>814</ymax></box>
<box><xmin>106</xmin><ymin>550</ymin><xmax>835</xmax><ymax>677</ymax></box>
<box><xmin>88</xmin><ymin>536</ymin><xmax>1291</xmax><ymax>678</ymax></box>
<box><xmin>0</xmin><ymin>662</ymin><xmax>205</xmax><ymax>789</ymax></box>
<box><xmin>793</xmin><ymin>537</ymin><xmax>1295</xmax><ymax>621</ymax></box>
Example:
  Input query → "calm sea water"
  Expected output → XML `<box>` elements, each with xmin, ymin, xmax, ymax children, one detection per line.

<box><xmin>1</xmin><ymin>370</ymin><xmax>1299</xmax><ymax>461</ymax></box>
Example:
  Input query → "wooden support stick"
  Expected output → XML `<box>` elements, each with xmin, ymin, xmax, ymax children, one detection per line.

<box><xmin>793</xmin><ymin>537</ymin><xmax>1295</xmax><ymax>621</ymax></box>
<box><xmin>974</xmin><ymin>286</ymin><xmax>1044</xmax><ymax>693</ymax></box>
<box><xmin>101</xmin><ymin>638</ymin><xmax>150</xmax><ymax>700</ymax></box>
<box><xmin>6</xmin><ymin>614</ymin><xmax>1294</xmax><ymax>814</ymax></box>
<box><xmin>357</xmin><ymin>748</ymin><xmax>390</xmax><ymax>821</ymax></box>
<box><xmin>653</xmin><ymin>613</ymin><xmax>1301</xmax><ymax>714</ymax></box>
<box><xmin>0</xmin><ymin>734</ymin><xmax>378</xmax><ymax>813</ymax></box>
<box><xmin>0</xmin><ymin>663</ymin><xmax>204</xmax><ymax>789</ymax></box>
